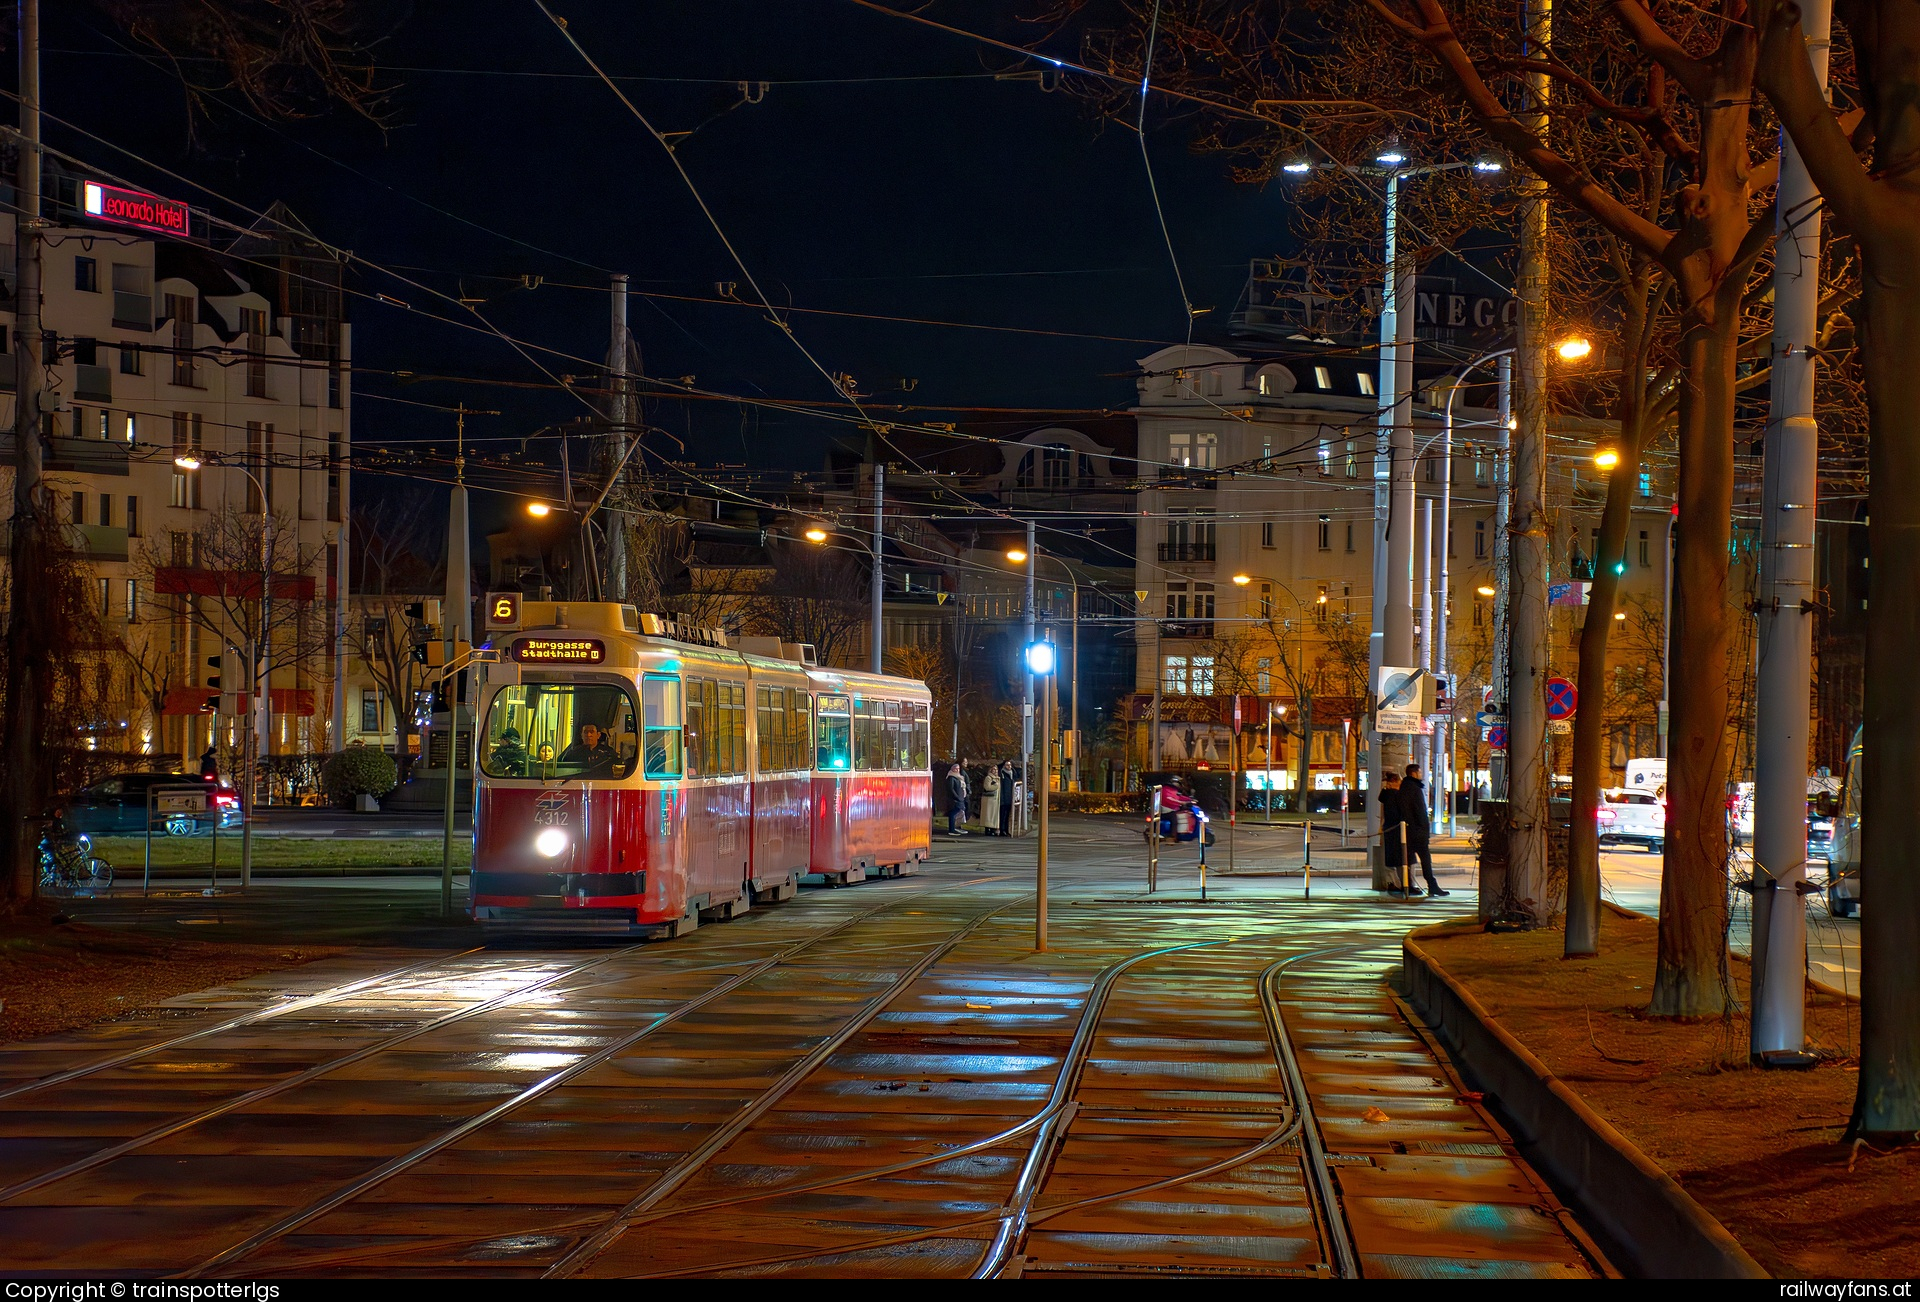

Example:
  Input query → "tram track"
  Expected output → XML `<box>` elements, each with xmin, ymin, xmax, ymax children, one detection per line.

<box><xmin>578</xmin><ymin>937</ymin><xmax>1367</xmax><ymax>1280</ymax></box>
<box><xmin>169</xmin><ymin>879</ymin><xmax>1022</xmax><ymax>1279</ymax></box>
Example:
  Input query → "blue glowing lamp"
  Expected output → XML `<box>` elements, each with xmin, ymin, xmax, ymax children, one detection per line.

<box><xmin>1024</xmin><ymin>640</ymin><xmax>1058</xmax><ymax>676</ymax></box>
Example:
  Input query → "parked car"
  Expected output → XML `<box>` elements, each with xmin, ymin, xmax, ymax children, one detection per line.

<box><xmin>60</xmin><ymin>771</ymin><xmax>241</xmax><ymax>837</ymax></box>
<box><xmin>1596</xmin><ymin>787</ymin><xmax>1665</xmax><ymax>852</ymax></box>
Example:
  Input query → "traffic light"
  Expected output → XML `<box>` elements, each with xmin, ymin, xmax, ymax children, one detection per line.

<box><xmin>204</xmin><ymin>655</ymin><xmax>222</xmax><ymax>712</ymax></box>
<box><xmin>404</xmin><ymin>599</ymin><xmax>443</xmax><ymax>627</ymax></box>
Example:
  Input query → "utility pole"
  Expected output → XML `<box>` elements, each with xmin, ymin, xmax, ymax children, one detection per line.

<box><xmin>870</xmin><ymin>462</ymin><xmax>884</xmax><ymax>674</ymax></box>
<box><xmin>1418</xmin><ymin>497</ymin><xmax>1434</xmax><ymax>798</ymax></box>
<box><xmin>442</xmin><ymin>407</ymin><xmax>473</xmax><ymax>920</ymax></box>
<box><xmin>1368</xmin><ymin>169</ymin><xmax>1417</xmax><ymax>889</ymax></box>
<box><xmin>606</xmin><ymin>274</ymin><xmax>630</xmax><ymax>603</ymax></box>
<box><xmin>3</xmin><ymin>0</ymin><xmax>44</xmax><ymax>900</ymax></box>
<box><xmin>1751</xmin><ymin>0</ymin><xmax>1831</xmax><ymax>1065</ymax></box>
<box><xmin>1490</xmin><ymin>355</ymin><xmax>1513</xmax><ymax>798</ymax></box>
<box><xmin>1508</xmin><ymin>0</ymin><xmax>1557</xmax><ymax>922</ymax></box>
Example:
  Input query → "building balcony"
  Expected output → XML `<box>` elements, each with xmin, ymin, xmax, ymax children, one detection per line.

<box><xmin>113</xmin><ymin>292</ymin><xmax>151</xmax><ymax>332</ymax></box>
<box><xmin>0</xmin><ymin>434</ymin><xmax>130</xmax><ymax>477</ymax></box>
<box><xmin>75</xmin><ymin>524</ymin><xmax>128</xmax><ymax>562</ymax></box>
<box><xmin>1159</xmin><ymin>620</ymin><xmax>1215</xmax><ymax>639</ymax></box>
<box><xmin>1157</xmin><ymin>542</ymin><xmax>1216</xmax><ymax>563</ymax></box>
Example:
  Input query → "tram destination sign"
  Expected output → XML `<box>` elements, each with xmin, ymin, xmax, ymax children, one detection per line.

<box><xmin>512</xmin><ymin>638</ymin><xmax>606</xmax><ymax>665</ymax></box>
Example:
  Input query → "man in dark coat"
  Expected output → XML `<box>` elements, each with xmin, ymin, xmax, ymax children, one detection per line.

<box><xmin>1401</xmin><ymin>763</ymin><xmax>1448</xmax><ymax>897</ymax></box>
<box><xmin>945</xmin><ymin>759</ymin><xmax>969</xmax><ymax>835</ymax></box>
<box><xmin>1379</xmin><ymin>770</ymin><xmax>1407</xmax><ymax>892</ymax></box>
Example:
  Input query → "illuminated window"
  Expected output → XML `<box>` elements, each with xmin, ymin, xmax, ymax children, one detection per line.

<box><xmin>1191</xmin><ymin>656</ymin><xmax>1216</xmax><ymax>695</ymax></box>
<box><xmin>1163</xmin><ymin>656</ymin><xmax>1189</xmax><ymax>695</ymax></box>
<box><xmin>1257</xmin><ymin>658</ymin><xmax>1272</xmax><ymax>695</ymax></box>
<box><xmin>1357</xmin><ymin>372</ymin><xmax>1376</xmax><ymax>397</ymax></box>
<box><xmin>1313</xmin><ymin>366</ymin><xmax>1331</xmax><ymax>390</ymax></box>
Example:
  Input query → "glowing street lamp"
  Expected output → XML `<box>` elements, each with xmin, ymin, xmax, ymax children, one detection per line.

<box><xmin>1005</xmin><ymin>547</ymin><xmax>1029</xmax><ymax>564</ymax></box>
<box><xmin>1556</xmin><ymin>336</ymin><xmax>1594</xmax><ymax>361</ymax></box>
<box><xmin>804</xmin><ymin>525</ymin><xmax>829</xmax><ymax>543</ymax></box>
<box><xmin>1477</xmin><ymin>585</ymin><xmax>1497</xmax><ymax>598</ymax></box>
<box><xmin>173</xmin><ymin>454</ymin><xmax>202</xmax><ymax>471</ymax></box>
<box><xmin>1231</xmin><ymin>573</ymin><xmax>1252</xmax><ymax>586</ymax></box>
<box><xmin>1593</xmin><ymin>447</ymin><xmax>1621</xmax><ymax>470</ymax></box>
<box><xmin>525</xmin><ymin>502</ymin><xmax>553</xmax><ymax>518</ymax></box>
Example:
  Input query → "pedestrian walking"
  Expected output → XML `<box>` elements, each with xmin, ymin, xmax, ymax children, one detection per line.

<box><xmin>945</xmin><ymin>758</ymin><xmax>969</xmax><ymax>835</ymax></box>
<box><xmin>1379</xmin><ymin>770</ymin><xmax>1409</xmax><ymax>892</ymax></box>
<box><xmin>982</xmin><ymin>764</ymin><xmax>1003</xmax><ymax>835</ymax></box>
<box><xmin>1402</xmin><ymin>764</ymin><xmax>1448</xmax><ymax>896</ymax></box>
<box><xmin>999</xmin><ymin>761</ymin><xmax>1016</xmax><ymax>835</ymax></box>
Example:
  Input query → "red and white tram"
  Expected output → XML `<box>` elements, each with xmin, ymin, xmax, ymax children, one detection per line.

<box><xmin>468</xmin><ymin>603</ymin><xmax>932</xmax><ymax>936</ymax></box>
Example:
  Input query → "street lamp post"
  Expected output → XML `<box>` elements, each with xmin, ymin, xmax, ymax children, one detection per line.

<box><xmin>1024</xmin><ymin>636</ymin><xmax>1057</xmax><ymax>951</ymax></box>
<box><xmin>1007</xmin><ymin>543</ymin><xmax>1081</xmax><ymax>793</ymax></box>
<box><xmin>174</xmin><ymin>454</ymin><xmax>268</xmax><ymax>890</ymax></box>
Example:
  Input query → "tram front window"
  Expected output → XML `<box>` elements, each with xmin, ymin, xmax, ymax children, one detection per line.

<box><xmin>481</xmin><ymin>683</ymin><xmax>639</xmax><ymax>780</ymax></box>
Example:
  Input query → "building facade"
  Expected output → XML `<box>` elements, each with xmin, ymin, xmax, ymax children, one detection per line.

<box><xmin>2</xmin><ymin>177</ymin><xmax>350</xmax><ymax>785</ymax></box>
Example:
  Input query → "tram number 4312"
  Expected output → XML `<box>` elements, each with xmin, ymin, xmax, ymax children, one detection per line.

<box><xmin>534</xmin><ymin>793</ymin><xmax>570</xmax><ymax>827</ymax></box>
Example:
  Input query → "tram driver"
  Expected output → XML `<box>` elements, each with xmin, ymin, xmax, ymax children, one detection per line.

<box><xmin>559</xmin><ymin>723</ymin><xmax>618</xmax><ymax>775</ymax></box>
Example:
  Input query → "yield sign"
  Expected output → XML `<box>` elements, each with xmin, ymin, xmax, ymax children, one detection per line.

<box><xmin>1546</xmin><ymin>677</ymin><xmax>1579</xmax><ymax>720</ymax></box>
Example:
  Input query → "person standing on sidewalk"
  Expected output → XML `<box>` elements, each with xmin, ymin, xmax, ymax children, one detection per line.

<box><xmin>999</xmin><ymin>760</ymin><xmax>1016</xmax><ymax>835</ymax></box>
<box><xmin>981</xmin><ymin>764</ymin><xmax>1003</xmax><ymax>836</ymax></box>
<box><xmin>1401</xmin><ymin>763</ymin><xmax>1448</xmax><ymax>897</ymax></box>
<box><xmin>1379</xmin><ymin>770</ymin><xmax>1408</xmax><ymax>893</ymax></box>
<box><xmin>945</xmin><ymin>759</ymin><xmax>969</xmax><ymax>835</ymax></box>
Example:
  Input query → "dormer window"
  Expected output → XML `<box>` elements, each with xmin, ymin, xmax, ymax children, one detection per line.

<box><xmin>1313</xmin><ymin>366</ymin><xmax>1332</xmax><ymax>390</ymax></box>
<box><xmin>1258</xmin><ymin>372</ymin><xmax>1272</xmax><ymax>396</ymax></box>
<box><xmin>1357</xmin><ymin>372</ymin><xmax>1376</xmax><ymax>397</ymax></box>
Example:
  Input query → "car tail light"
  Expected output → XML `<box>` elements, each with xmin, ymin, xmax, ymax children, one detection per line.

<box><xmin>1596</xmin><ymin>808</ymin><xmax>1616</xmax><ymax>824</ymax></box>
<box><xmin>214</xmin><ymin>794</ymin><xmax>238</xmax><ymax>808</ymax></box>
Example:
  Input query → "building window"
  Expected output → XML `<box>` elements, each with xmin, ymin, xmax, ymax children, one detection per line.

<box><xmin>1474</xmin><ymin>596</ymin><xmax>1485</xmax><ymax>627</ymax></box>
<box><xmin>123</xmin><ymin>413</ymin><xmax>136</xmax><ymax>443</ymax></box>
<box><xmin>1640</xmin><ymin>529</ymin><xmax>1651</xmax><ymax>567</ymax></box>
<box><xmin>120</xmin><ymin>344</ymin><xmax>143</xmax><ymax>376</ymax></box>
<box><xmin>125</xmin><ymin>580</ymin><xmax>138</xmax><ymax>623</ymax></box>
<box><xmin>1345</xmin><ymin>521</ymin><xmax>1355</xmax><ymax>553</ymax></box>
<box><xmin>1639</xmin><ymin>470</ymin><xmax>1652</xmax><ymax>498</ymax></box>
<box><xmin>72</xmin><ymin>491</ymin><xmax>85</xmax><ymax>525</ymax></box>
<box><xmin>1313</xmin><ymin>366</ymin><xmax>1331</xmax><ymax>390</ymax></box>
<box><xmin>1317</xmin><ymin>514</ymin><xmax>1331</xmax><ymax>551</ymax></box>
<box><xmin>98</xmin><ymin>493</ymin><xmax>111</xmax><ymax>527</ymax></box>
<box><xmin>171</xmin><ymin>411</ymin><xmax>201</xmax><ymax>459</ymax></box>
<box><xmin>165</xmin><ymin>294</ymin><xmax>196</xmax><ymax>387</ymax></box>
<box><xmin>1256</xmin><ymin>658</ymin><xmax>1272</xmax><ymax>695</ymax></box>
<box><xmin>75</xmin><ymin>256</ymin><xmax>99</xmax><ymax>293</ymax></box>
<box><xmin>1259</xmin><ymin>583</ymin><xmax>1273</xmax><ymax>619</ymax></box>
<box><xmin>1318</xmin><ymin>441</ymin><xmax>1331</xmax><ymax>475</ymax></box>
<box><xmin>1191</xmin><ymin>656</ymin><xmax>1216</xmax><ymax>695</ymax></box>
<box><xmin>1261</xmin><ymin>521</ymin><xmax>1274</xmax><ymax>549</ymax></box>
<box><xmin>1163</xmin><ymin>655</ymin><xmax>1189</xmax><ymax>695</ymax></box>
<box><xmin>361</xmin><ymin>690</ymin><xmax>385</xmax><ymax>735</ymax></box>
<box><xmin>1193</xmin><ymin>582</ymin><xmax>1216</xmax><ymax>620</ymax></box>
<box><xmin>1257</xmin><ymin>372</ymin><xmax>1272</xmax><ymax>396</ymax></box>
<box><xmin>1316</xmin><ymin>583</ymin><xmax>1329</xmax><ymax>621</ymax></box>
<box><xmin>1357</xmin><ymin>372</ymin><xmax>1376</xmax><ymax>397</ymax></box>
<box><xmin>1166</xmin><ymin>429</ymin><xmax>1217</xmax><ymax>470</ymax></box>
<box><xmin>1344</xmin><ymin>440</ymin><xmax>1358</xmax><ymax>478</ymax></box>
<box><xmin>127</xmin><ymin>496</ymin><xmax>140</xmax><ymax>538</ymax></box>
<box><xmin>99</xmin><ymin>578</ymin><xmax>111</xmax><ymax>617</ymax></box>
<box><xmin>1475</xmin><ymin>518</ymin><xmax>1487</xmax><ymax>559</ymax></box>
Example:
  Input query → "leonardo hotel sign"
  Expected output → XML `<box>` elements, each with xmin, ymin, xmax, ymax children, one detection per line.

<box><xmin>81</xmin><ymin>180</ymin><xmax>192</xmax><ymax>238</ymax></box>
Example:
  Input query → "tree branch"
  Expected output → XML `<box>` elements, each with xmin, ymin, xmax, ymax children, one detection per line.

<box><xmin>1753</xmin><ymin>0</ymin><xmax>1877</xmax><ymax>232</ymax></box>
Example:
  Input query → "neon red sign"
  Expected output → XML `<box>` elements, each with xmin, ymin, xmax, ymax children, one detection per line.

<box><xmin>82</xmin><ymin>181</ymin><xmax>191</xmax><ymax>238</ymax></box>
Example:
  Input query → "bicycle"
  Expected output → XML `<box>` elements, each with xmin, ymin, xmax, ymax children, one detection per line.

<box><xmin>38</xmin><ymin>828</ymin><xmax>113</xmax><ymax>895</ymax></box>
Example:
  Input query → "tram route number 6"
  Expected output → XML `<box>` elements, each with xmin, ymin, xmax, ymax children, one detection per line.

<box><xmin>534</xmin><ymin>792</ymin><xmax>570</xmax><ymax>827</ymax></box>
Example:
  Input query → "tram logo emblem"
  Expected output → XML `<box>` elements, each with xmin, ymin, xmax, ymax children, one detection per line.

<box><xmin>533</xmin><ymin>791</ymin><xmax>572</xmax><ymax>827</ymax></box>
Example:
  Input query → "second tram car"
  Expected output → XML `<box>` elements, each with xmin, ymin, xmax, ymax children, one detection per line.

<box><xmin>468</xmin><ymin>603</ymin><xmax>932</xmax><ymax>935</ymax></box>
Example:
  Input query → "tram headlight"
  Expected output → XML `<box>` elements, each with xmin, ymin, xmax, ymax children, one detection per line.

<box><xmin>534</xmin><ymin>827</ymin><xmax>570</xmax><ymax>858</ymax></box>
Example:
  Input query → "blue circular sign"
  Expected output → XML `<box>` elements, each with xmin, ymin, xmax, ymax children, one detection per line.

<box><xmin>1546</xmin><ymin>677</ymin><xmax>1578</xmax><ymax>720</ymax></box>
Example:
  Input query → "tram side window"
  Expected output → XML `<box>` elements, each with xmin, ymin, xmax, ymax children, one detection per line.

<box><xmin>909</xmin><ymin>702</ymin><xmax>930</xmax><ymax>770</ymax></box>
<box><xmin>642</xmin><ymin>674</ymin><xmax>683</xmax><ymax>779</ymax></box>
<box><xmin>482</xmin><ymin>682</ymin><xmax>639</xmax><ymax>781</ymax></box>
<box><xmin>685</xmin><ymin>677</ymin><xmax>708</xmax><ymax>776</ymax></box>
<box><xmin>789</xmin><ymin>688</ymin><xmax>811</xmax><ymax>771</ymax></box>
<box><xmin>757</xmin><ymin>684</ymin><xmax>789</xmax><ymax>773</ymax></box>
<box><xmin>816</xmin><ymin>693</ymin><xmax>852</xmax><ymax>771</ymax></box>
<box><xmin>702</xmin><ymin>678</ymin><xmax>724</xmax><ymax>774</ymax></box>
<box><xmin>885</xmin><ymin>701</ymin><xmax>906</xmax><ymax>770</ymax></box>
<box><xmin>854</xmin><ymin>699</ymin><xmax>878</xmax><ymax>771</ymax></box>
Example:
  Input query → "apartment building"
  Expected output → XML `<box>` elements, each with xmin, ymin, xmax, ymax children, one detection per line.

<box><xmin>2</xmin><ymin>177</ymin><xmax>350</xmax><ymax>776</ymax></box>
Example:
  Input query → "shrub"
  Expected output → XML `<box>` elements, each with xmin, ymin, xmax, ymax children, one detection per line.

<box><xmin>321</xmin><ymin>745</ymin><xmax>398</xmax><ymax>804</ymax></box>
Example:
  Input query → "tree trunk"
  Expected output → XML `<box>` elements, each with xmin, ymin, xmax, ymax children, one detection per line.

<box><xmin>1850</xmin><ymin>244</ymin><xmax>1920</xmax><ymax>1135</ymax></box>
<box><xmin>1293</xmin><ymin>696</ymin><xmax>1314</xmax><ymax>814</ymax></box>
<box><xmin>1649</xmin><ymin>315</ymin><xmax>1738</xmax><ymax>1016</ymax></box>
<box><xmin>1566</xmin><ymin>448</ymin><xmax>1641</xmax><ymax>956</ymax></box>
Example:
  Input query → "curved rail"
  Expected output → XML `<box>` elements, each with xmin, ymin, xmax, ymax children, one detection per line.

<box><xmin>183</xmin><ymin>881</ymin><xmax>1005</xmax><ymax>1279</ymax></box>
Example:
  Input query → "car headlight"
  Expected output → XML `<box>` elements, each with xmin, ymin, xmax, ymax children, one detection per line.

<box><xmin>534</xmin><ymin>827</ymin><xmax>569</xmax><ymax>858</ymax></box>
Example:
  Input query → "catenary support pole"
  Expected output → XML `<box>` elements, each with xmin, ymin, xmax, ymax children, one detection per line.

<box><xmin>1507</xmin><ymin>0</ymin><xmax>1556</xmax><ymax>922</ymax></box>
<box><xmin>606</xmin><ymin>274</ymin><xmax>630</xmax><ymax>601</ymax></box>
<box><xmin>1036</xmin><ymin>646</ymin><xmax>1050</xmax><ymax>952</ymax></box>
<box><xmin>1418</xmin><ymin>497</ymin><xmax>1434</xmax><ymax>789</ymax></box>
<box><xmin>870</xmin><ymin>462</ymin><xmax>884</xmax><ymax>674</ymax></box>
<box><xmin>1751</xmin><ymin>0</ymin><xmax>1831</xmax><ymax>1064</ymax></box>
<box><xmin>1490</xmin><ymin>355</ymin><xmax>1513</xmax><ymax>798</ymax></box>
<box><xmin>441</xmin><ymin>420</ymin><xmax>473</xmax><ymax>920</ymax></box>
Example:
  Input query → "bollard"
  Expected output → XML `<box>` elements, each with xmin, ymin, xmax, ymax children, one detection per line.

<box><xmin>1199</xmin><ymin>818</ymin><xmax>1208</xmax><ymax>903</ymax></box>
<box><xmin>1304</xmin><ymin>819</ymin><xmax>1314</xmax><ymax>899</ymax></box>
<box><xmin>1148</xmin><ymin>820</ymin><xmax>1159</xmax><ymax>894</ymax></box>
<box><xmin>1400</xmin><ymin>823</ymin><xmax>1412</xmax><ymax>897</ymax></box>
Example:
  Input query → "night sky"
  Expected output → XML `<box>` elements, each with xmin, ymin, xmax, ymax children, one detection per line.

<box><xmin>43</xmin><ymin>1</ymin><xmax>1295</xmax><ymax>527</ymax></box>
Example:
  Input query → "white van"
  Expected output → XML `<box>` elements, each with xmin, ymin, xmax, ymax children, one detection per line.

<box><xmin>1625</xmin><ymin>757</ymin><xmax>1666</xmax><ymax>795</ymax></box>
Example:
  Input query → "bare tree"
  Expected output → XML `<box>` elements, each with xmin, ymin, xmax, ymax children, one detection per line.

<box><xmin>746</xmin><ymin>541</ymin><xmax>868</xmax><ymax>669</ymax></box>
<box><xmin>342</xmin><ymin>502</ymin><xmax>440</xmax><ymax>762</ymax></box>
